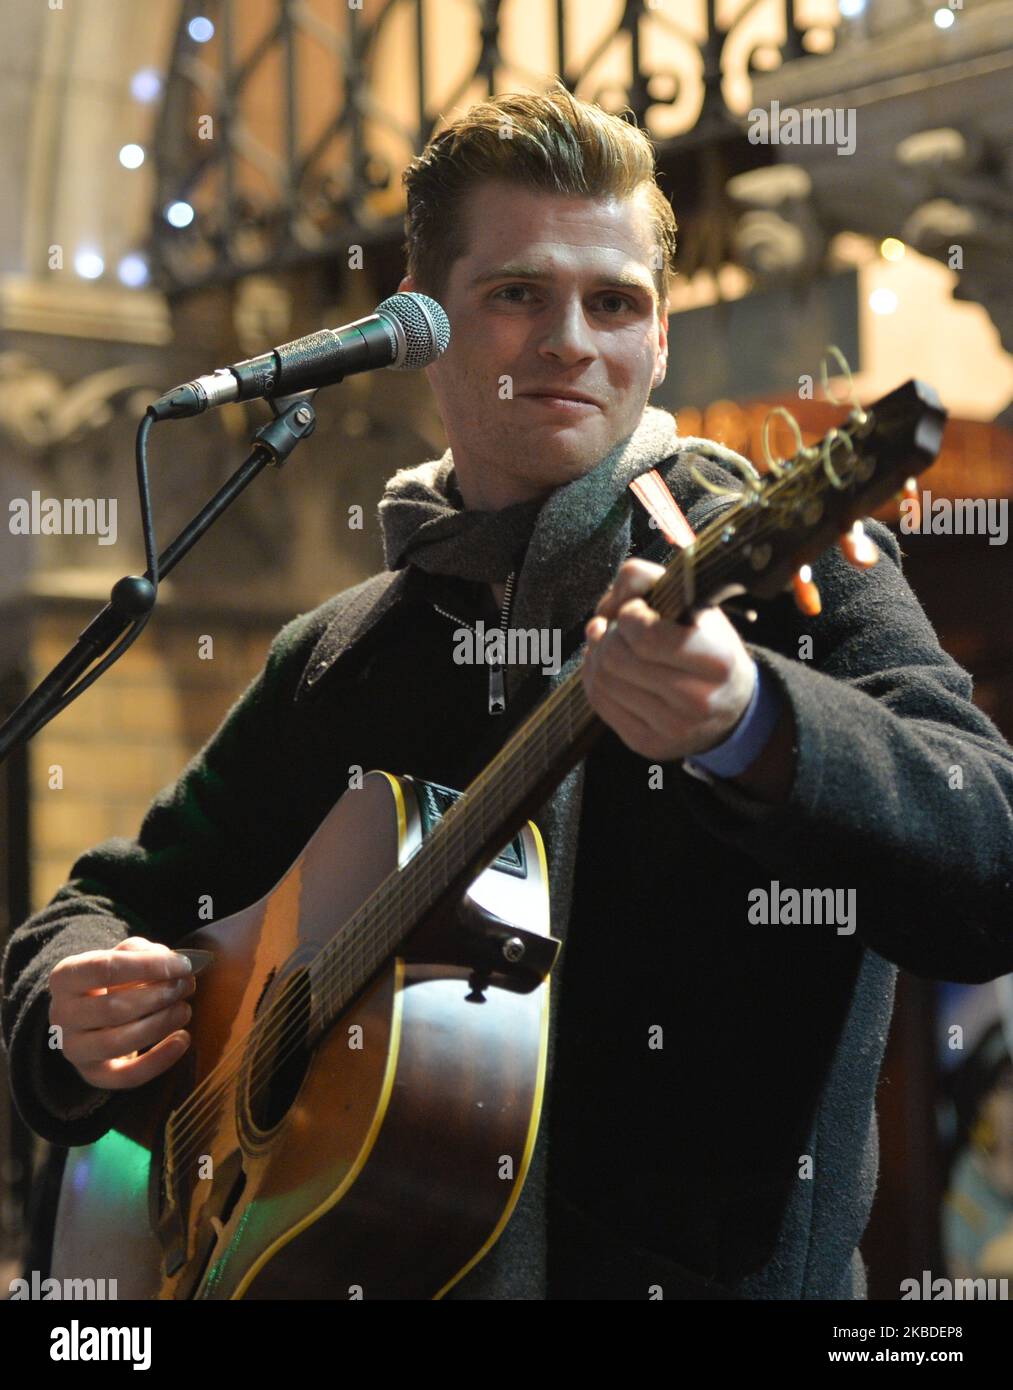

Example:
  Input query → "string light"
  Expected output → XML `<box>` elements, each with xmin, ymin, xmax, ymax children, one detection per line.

<box><xmin>188</xmin><ymin>16</ymin><xmax>215</xmax><ymax>42</ymax></box>
<box><xmin>118</xmin><ymin>254</ymin><xmax>149</xmax><ymax>288</ymax></box>
<box><xmin>933</xmin><ymin>8</ymin><xmax>956</xmax><ymax>27</ymax></box>
<box><xmin>165</xmin><ymin>201</ymin><xmax>195</xmax><ymax>228</ymax></box>
<box><xmin>880</xmin><ymin>237</ymin><xmax>905</xmax><ymax>261</ymax></box>
<box><xmin>869</xmin><ymin>288</ymin><xmax>898</xmax><ymax>315</ymax></box>
<box><xmin>118</xmin><ymin>144</ymin><xmax>145</xmax><ymax>170</ymax></box>
<box><xmin>130</xmin><ymin>68</ymin><xmax>162</xmax><ymax>103</ymax></box>
<box><xmin>74</xmin><ymin>249</ymin><xmax>104</xmax><ymax>280</ymax></box>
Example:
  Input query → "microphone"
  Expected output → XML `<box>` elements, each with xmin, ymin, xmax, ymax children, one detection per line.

<box><xmin>148</xmin><ymin>291</ymin><xmax>451</xmax><ymax>420</ymax></box>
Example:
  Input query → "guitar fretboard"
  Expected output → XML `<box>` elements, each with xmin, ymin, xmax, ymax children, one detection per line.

<box><xmin>305</xmin><ymin>503</ymin><xmax>741</xmax><ymax>1032</ymax></box>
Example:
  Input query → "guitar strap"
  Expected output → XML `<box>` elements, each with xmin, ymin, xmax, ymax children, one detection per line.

<box><xmin>502</xmin><ymin>469</ymin><xmax>697</xmax><ymax>730</ymax></box>
<box><xmin>627</xmin><ymin>468</ymin><xmax>697</xmax><ymax>551</ymax></box>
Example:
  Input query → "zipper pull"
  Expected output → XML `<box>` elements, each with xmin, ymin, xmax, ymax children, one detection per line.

<box><xmin>488</xmin><ymin>569</ymin><xmax>516</xmax><ymax>716</ymax></box>
<box><xmin>488</xmin><ymin>663</ymin><xmax>505</xmax><ymax>715</ymax></box>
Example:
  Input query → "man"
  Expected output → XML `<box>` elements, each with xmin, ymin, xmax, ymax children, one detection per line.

<box><xmin>3</xmin><ymin>85</ymin><xmax>1013</xmax><ymax>1300</ymax></box>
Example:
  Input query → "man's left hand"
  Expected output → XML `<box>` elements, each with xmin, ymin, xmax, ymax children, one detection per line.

<box><xmin>580</xmin><ymin>558</ymin><xmax>757</xmax><ymax>763</ymax></box>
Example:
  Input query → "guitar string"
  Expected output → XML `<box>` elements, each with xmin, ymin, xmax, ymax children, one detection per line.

<box><xmin>195</xmin><ymin>422</ymin><xmax>879</xmax><ymax>1140</ymax></box>
<box><xmin>163</xmin><ymin>441</ymin><xmax>864</xmax><ymax>1166</ymax></box>
<box><xmin>162</xmin><ymin>446</ymin><xmax>859</xmax><ymax>1167</ymax></box>
<box><xmin>163</xmin><ymin>449</ymin><xmax>854</xmax><ymax>1169</ymax></box>
<box><xmin>162</xmin><ymin>618</ymin><xmax>611</xmax><ymax>1163</ymax></box>
<box><xmin>162</xmin><ymin>502</ymin><xmax>731</xmax><ymax>1164</ymax></box>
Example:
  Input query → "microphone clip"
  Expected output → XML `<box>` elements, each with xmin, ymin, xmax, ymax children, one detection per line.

<box><xmin>255</xmin><ymin>391</ymin><xmax>318</xmax><ymax>468</ymax></box>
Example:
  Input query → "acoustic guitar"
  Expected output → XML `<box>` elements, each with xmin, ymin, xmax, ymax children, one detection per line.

<box><xmin>49</xmin><ymin>379</ymin><xmax>946</xmax><ymax>1298</ymax></box>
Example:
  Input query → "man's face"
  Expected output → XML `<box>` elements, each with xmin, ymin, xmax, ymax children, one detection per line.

<box><xmin>398</xmin><ymin>178</ymin><xmax>669</xmax><ymax>509</ymax></box>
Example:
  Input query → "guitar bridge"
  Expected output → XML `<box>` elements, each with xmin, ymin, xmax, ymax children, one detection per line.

<box><xmin>454</xmin><ymin>893</ymin><xmax>559</xmax><ymax>993</ymax></box>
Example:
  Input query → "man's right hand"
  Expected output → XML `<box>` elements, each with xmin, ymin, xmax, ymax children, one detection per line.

<box><xmin>48</xmin><ymin>936</ymin><xmax>196</xmax><ymax>1090</ymax></box>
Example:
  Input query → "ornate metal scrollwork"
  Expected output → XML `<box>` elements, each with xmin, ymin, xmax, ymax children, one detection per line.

<box><xmin>151</xmin><ymin>0</ymin><xmax>832</xmax><ymax>292</ymax></box>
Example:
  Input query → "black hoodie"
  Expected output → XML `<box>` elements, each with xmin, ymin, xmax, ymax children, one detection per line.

<box><xmin>3</xmin><ymin>447</ymin><xmax>1012</xmax><ymax>1299</ymax></box>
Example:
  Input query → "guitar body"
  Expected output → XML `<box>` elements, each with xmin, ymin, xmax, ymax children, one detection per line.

<box><xmin>50</xmin><ymin>770</ymin><xmax>552</xmax><ymax>1299</ymax></box>
<box><xmin>47</xmin><ymin>375</ymin><xmax>946</xmax><ymax>1301</ymax></box>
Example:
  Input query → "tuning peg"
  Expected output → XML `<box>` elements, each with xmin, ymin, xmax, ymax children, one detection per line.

<box><xmin>839</xmin><ymin>519</ymin><xmax>879</xmax><ymax>569</ymax></box>
<box><xmin>792</xmin><ymin>566</ymin><xmax>822</xmax><ymax>616</ymax></box>
<box><xmin>897</xmin><ymin>476</ymin><xmax>921</xmax><ymax>528</ymax></box>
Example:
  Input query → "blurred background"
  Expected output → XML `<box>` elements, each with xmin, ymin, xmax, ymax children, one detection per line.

<box><xmin>0</xmin><ymin>0</ymin><xmax>1011</xmax><ymax>1298</ymax></box>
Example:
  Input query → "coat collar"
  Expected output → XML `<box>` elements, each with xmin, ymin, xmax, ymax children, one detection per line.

<box><xmin>296</xmin><ymin>566</ymin><xmax>421</xmax><ymax>703</ymax></box>
<box><xmin>295</xmin><ymin>441</ymin><xmax>748</xmax><ymax>704</ymax></box>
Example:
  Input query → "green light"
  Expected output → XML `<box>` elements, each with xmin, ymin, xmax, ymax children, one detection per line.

<box><xmin>76</xmin><ymin>1128</ymin><xmax>151</xmax><ymax>1201</ymax></box>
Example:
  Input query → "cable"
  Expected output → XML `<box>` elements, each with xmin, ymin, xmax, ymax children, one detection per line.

<box><xmin>25</xmin><ymin>413</ymin><xmax>161</xmax><ymax>736</ymax></box>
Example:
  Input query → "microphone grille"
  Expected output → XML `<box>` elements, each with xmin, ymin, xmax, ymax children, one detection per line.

<box><xmin>376</xmin><ymin>292</ymin><xmax>451</xmax><ymax>370</ymax></box>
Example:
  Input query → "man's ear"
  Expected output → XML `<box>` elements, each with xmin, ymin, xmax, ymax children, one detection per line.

<box><xmin>652</xmin><ymin>309</ymin><xmax>669</xmax><ymax>388</ymax></box>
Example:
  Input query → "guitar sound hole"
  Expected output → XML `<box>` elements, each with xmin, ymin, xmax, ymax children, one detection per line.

<box><xmin>247</xmin><ymin>969</ymin><xmax>312</xmax><ymax>1134</ymax></box>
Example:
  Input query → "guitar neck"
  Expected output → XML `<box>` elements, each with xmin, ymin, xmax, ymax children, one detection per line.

<box><xmin>309</xmin><ymin>377</ymin><xmax>946</xmax><ymax>1032</ymax></box>
<box><xmin>421</xmin><ymin>512</ymin><xmax>733</xmax><ymax>897</ymax></box>
<box><xmin>308</xmin><ymin>534</ymin><xmax>709</xmax><ymax>1034</ymax></box>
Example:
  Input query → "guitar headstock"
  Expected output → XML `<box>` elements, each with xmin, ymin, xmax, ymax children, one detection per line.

<box><xmin>691</xmin><ymin>379</ymin><xmax>947</xmax><ymax>607</ymax></box>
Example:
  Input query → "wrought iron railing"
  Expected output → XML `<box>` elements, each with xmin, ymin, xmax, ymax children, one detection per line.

<box><xmin>150</xmin><ymin>0</ymin><xmax>836</xmax><ymax>291</ymax></box>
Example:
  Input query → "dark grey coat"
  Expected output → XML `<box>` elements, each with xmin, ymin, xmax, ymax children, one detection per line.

<box><xmin>3</xmin><ymin>445</ymin><xmax>1013</xmax><ymax>1300</ymax></box>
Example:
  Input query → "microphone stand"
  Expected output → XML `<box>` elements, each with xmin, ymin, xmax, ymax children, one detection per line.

<box><xmin>0</xmin><ymin>392</ymin><xmax>318</xmax><ymax>763</ymax></box>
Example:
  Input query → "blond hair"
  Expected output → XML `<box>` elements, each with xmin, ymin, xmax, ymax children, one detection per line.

<box><xmin>402</xmin><ymin>83</ymin><xmax>677</xmax><ymax>314</ymax></box>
